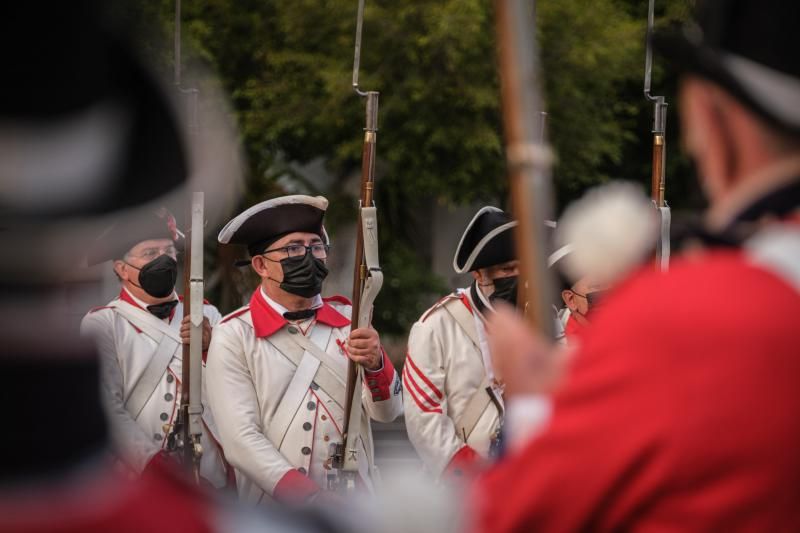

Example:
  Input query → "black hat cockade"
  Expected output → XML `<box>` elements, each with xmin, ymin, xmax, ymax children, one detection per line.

<box><xmin>218</xmin><ymin>195</ymin><xmax>330</xmax><ymax>261</ymax></box>
<box><xmin>653</xmin><ymin>0</ymin><xmax>800</xmax><ymax>135</ymax></box>
<box><xmin>453</xmin><ymin>206</ymin><xmax>518</xmax><ymax>274</ymax></box>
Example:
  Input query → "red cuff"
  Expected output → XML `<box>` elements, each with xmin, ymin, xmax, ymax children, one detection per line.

<box><xmin>273</xmin><ymin>469</ymin><xmax>320</xmax><ymax>504</ymax></box>
<box><xmin>364</xmin><ymin>349</ymin><xmax>395</xmax><ymax>401</ymax></box>
<box><xmin>443</xmin><ymin>445</ymin><xmax>482</xmax><ymax>480</ymax></box>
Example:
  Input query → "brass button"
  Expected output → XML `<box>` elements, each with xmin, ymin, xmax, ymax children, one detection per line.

<box><xmin>323</xmin><ymin>435</ymin><xmax>330</xmax><ymax>442</ymax></box>
<box><xmin>321</xmin><ymin>414</ymin><xmax>327</xmax><ymax>421</ymax></box>
<box><xmin>287</xmin><ymin>326</ymin><xmax>299</xmax><ymax>335</ymax></box>
<box><xmin>164</xmin><ymin>393</ymin><xmax>174</xmax><ymax>401</ymax></box>
<box><xmin>160</xmin><ymin>412</ymin><xmax>169</xmax><ymax>421</ymax></box>
<box><xmin>301</xmin><ymin>446</ymin><xmax>311</xmax><ymax>455</ymax></box>
<box><xmin>307</xmin><ymin>401</ymin><xmax>316</xmax><ymax>411</ymax></box>
<box><xmin>303</xmin><ymin>422</ymin><xmax>312</xmax><ymax>431</ymax></box>
<box><xmin>166</xmin><ymin>374</ymin><xmax>174</xmax><ymax>383</ymax></box>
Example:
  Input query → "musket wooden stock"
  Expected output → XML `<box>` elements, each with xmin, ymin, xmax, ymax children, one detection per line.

<box><xmin>651</xmin><ymin>134</ymin><xmax>666</xmax><ymax>207</ymax></box>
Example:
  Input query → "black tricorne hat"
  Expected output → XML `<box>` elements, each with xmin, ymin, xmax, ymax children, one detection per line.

<box><xmin>453</xmin><ymin>206</ymin><xmax>518</xmax><ymax>273</ymax></box>
<box><xmin>218</xmin><ymin>195</ymin><xmax>329</xmax><ymax>258</ymax></box>
<box><xmin>0</xmin><ymin>2</ymin><xmax>188</xmax><ymax>220</ymax></box>
<box><xmin>653</xmin><ymin>0</ymin><xmax>800</xmax><ymax>135</ymax></box>
<box><xmin>87</xmin><ymin>208</ymin><xmax>182</xmax><ymax>265</ymax></box>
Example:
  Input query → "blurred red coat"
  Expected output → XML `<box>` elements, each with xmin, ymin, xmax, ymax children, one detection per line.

<box><xmin>474</xmin><ymin>224</ymin><xmax>800</xmax><ymax>532</ymax></box>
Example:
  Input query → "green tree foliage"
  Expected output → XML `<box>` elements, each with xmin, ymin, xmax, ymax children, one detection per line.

<box><xmin>117</xmin><ymin>0</ymin><xmax>692</xmax><ymax>334</ymax></box>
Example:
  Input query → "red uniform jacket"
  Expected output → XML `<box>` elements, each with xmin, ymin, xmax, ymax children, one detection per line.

<box><xmin>474</xmin><ymin>233</ymin><xmax>800</xmax><ymax>532</ymax></box>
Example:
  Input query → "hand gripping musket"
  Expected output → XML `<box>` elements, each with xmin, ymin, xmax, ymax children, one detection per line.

<box><xmin>494</xmin><ymin>0</ymin><xmax>556</xmax><ymax>337</ymax></box>
<box><xmin>166</xmin><ymin>0</ymin><xmax>203</xmax><ymax>483</ymax></box>
<box><xmin>328</xmin><ymin>0</ymin><xmax>383</xmax><ymax>492</ymax></box>
<box><xmin>644</xmin><ymin>0</ymin><xmax>671</xmax><ymax>271</ymax></box>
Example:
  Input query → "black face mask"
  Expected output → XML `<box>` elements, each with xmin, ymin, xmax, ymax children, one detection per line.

<box><xmin>489</xmin><ymin>275</ymin><xmax>518</xmax><ymax>307</ymax></box>
<box><xmin>278</xmin><ymin>252</ymin><xmax>329</xmax><ymax>298</ymax></box>
<box><xmin>127</xmin><ymin>255</ymin><xmax>178</xmax><ymax>298</ymax></box>
<box><xmin>585</xmin><ymin>290</ymin><xmax>607</xmax><ymax>309</ymax></box>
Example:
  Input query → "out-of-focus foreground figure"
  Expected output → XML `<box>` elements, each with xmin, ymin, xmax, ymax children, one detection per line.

<box><xmin>476</xmin><ymin>0</ymin><xmax>800</xmax><ymax>531</ymax></box>
<box><xmin>0</xmin><ymin>3</ymin><xmax>337</xmax><ymax>532</ymax></box>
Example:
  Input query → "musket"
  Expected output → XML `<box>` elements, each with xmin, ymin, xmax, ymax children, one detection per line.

<box><xmin>644</xmin><ymin>0</ymin><xmax>670</xmax><ymax>271</ymax></box>
<box><xmin>328</xmin><ymin>0</ymin><xmax>384</xmax><ymax>492</ymax></box>
<box><xmin>174</xmin><ymin>193</ymin><xmax>205</xmax><ymax>483</ymax></box>
<box><xmin>494</xmin><ymin>0</ymin><xmax>556</xmax><ymax>337</ymax></box>
<box><xmin>167</xmin><ymin>0</ymin><xmax>203</xmax><ymax>482</ymax></box>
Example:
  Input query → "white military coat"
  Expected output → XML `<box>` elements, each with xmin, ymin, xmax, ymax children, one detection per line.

<box><xmin>80</xmin><ymin>288</ymin><xmax>230</xmax><ymax>488</ymax></box>
<box><xmin>205</xmin><ymin>289</ymin><xmax>402</xmax><ymax>503</ymax></box>
<box><xmin>404</xmin><ymin>288</ymin><xmax>502</xmax><ymax>477</ymax></box>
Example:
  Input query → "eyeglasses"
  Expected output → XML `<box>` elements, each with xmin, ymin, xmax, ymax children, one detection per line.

<box><xmin>127</xmin><ymin>246</ymin><xmax>178</xmax><ymax>262</ymax></box>
<box><xmin>263</xmin><ymin>243</ymin><xmax>330</xmax><ymax>260</ymax></box>
<box><xmin>571</xmin><ymin>289</ymin><xmax>606</xmax><ymax>307</ymax></box>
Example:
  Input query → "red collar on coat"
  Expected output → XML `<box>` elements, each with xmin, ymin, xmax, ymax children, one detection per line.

<box><xmin>118</xmin><ymin>288</ymin><xmax>179</xmax><ymax>322</ymax></box>
<box><xmin>564</xmin><ymin>312</ymin><xmax>588</xmax><ymax>340</ymax></box>
<box><xmin>249</xmin><ymin>289</ymin><xmax>351</xmax><ymax>338</ymax></box>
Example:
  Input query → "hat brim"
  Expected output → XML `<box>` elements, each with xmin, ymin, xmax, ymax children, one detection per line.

<box><xmin>653</xmin><ymin>29</ymin><xmax>800</xmax><ymax>135</ymax></box>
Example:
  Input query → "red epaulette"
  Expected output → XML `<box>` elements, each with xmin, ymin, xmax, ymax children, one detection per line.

<box><xmin>220</xmin><ymin>306</ymin><xmax>250</xmax><ymax>324</ymax></box>
<box><xmin>421</xmin><ymin>294</ymin><xmax>461</xmax><ymax>322</ymax></box>
<box><xmin>323</xmin><ymin>295</ymin><xmax>352</xmax><ymax>306</ymax></box>
<box><xmin>88</xmin><ymin>306</ymin><xmax>112</xmax><ymax>314</ymax></box>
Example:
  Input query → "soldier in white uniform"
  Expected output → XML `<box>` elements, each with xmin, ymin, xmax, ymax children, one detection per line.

<box><xmin>80</xmin><ymin>210</ymin><xmax>231</xmax><ymax>488</ymax></box>
<box><xmin>404</xmin><ymin>207</ymin><xmax>519</xmax><ymax>480</ymax></box>
<box><xmin>206</xmin><ymin>195</ymin><xmax>403</xmax><ymax>504</ymax></box>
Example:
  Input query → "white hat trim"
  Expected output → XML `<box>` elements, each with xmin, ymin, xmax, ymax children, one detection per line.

<box><xmin>723</xmin><ymin>52</ymin><xmax>800</xmax><ymax>128</ymax></box>
<box><xmin>547</xmin><ymin>244</ymin><xmax>574</xmax><ymax>268</ymax></box>
<box><xmin>453</xmin><ymin>206</ymin><xmax>518</xmax><ymax>274</ymax></box>
<box><xmin>218</xmin><ymin>194</ymin><xmax>328</xmax><ymax>244</ymax></box>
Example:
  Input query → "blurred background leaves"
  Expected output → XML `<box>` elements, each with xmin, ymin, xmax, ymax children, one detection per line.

<box><xmin>113</xmin><ymin>0</ymin><xmax>693</xmax><ymax>336</ymax></box>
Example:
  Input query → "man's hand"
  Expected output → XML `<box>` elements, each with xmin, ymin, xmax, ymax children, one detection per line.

<box><xmin>347</xmin><ymin>327</ymin><xmax>382</xmax><ymax>370</ymax></box>
<box><xmin>487</xmin><ymin>306</ymin><xmax>570</xmax><ymax>397</ymax></box>
<box><xmin>180</xmin><ymin>316</ymin><xmax>212</xmax><ymax>352</ymax></box>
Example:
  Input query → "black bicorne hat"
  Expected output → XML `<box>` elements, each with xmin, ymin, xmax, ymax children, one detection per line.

<box><xmin>653</xmin><ymin>0</ymin><xmax>800</xmax><ymax>135</ymax></box>
<box><xmin>218</xmin><ymin>195</ymin><xmax>330</xmax><ymax>260</ymax></box>
<box><xmin>453</xmin><ymin>207</ymin><xmax>518</xmax><ymax>273</ymax></box>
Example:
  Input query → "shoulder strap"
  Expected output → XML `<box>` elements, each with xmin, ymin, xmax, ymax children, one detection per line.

<box><xmin>442</xmin><ymin>298</ymin><xmax>500</xmax><ymax>441</ymax></box>
<box><xmin>108</xmin><ymin>300</ymin><xmax>181</xmax><ymax>343</ymax></box>
<box><xmin>266</xmin><ymin>351</ymin><xmax>321</xmax><ymax>449</ymax></box>
<box><xmin>442</xmin><ymin>297</ymin><xmax>480</xmax><ymax>348</ymax></box>
<box><xmin>267</xmin><ymin>325</ymin><xmax>346</xmax><ymax>399</ymax></box>
<box><xmin>235</xmin><ymin>314</ymin><xmax>347</xmax><ymax>449</ymax></box>
<box><xmin>108</xmin><ymin>300</ymin><xmax>182</xmax><ymax>419</ymax></box>
<box><xmin>454</xmin><ymin>376</ymin><xmax>495</xmax><ymax>442</ymax></box>
<box><xmin>124</xmin><ymin>333</ymin><xmax>181</xmax><ymax>420</ymax></box>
